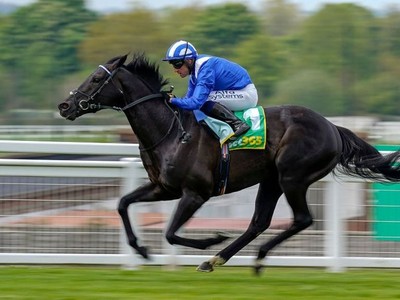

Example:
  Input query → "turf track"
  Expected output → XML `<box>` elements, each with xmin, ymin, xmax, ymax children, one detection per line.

<box><xmin>0</xmin><ymin>266</ymin><xmax>399</xmax><ymax>299</ymax></box>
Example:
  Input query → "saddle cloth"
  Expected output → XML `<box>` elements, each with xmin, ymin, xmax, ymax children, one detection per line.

<box><xmin>193</xmin><ymin>106</ymin><xmax>267</xmax><ymax>150</ymax></box>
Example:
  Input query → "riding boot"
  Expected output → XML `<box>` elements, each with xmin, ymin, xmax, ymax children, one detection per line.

<box><xmin>208</xmin><ymin>102</ymin><xmax>250</xmax><ymax>139</ymax></box>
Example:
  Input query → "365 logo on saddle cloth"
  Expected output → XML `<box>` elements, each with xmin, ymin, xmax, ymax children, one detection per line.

<box><xmin>228</xmin><ymin>106</ymin><xmax>266</xmax><ymax>150</ymax></box>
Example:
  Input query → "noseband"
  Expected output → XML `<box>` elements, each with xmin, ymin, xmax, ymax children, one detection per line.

<box><xmin>69</xmin><ymin>64</ymin><xmax>163</xmax><ymax>113</ymax></box>
<box><xmin>69</xmin><ymin>65</ymin><xmax>121</xmax><ymax>112</ymax></box>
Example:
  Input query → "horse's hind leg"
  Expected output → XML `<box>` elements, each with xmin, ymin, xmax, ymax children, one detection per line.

<box><xmin>198</xmin><ymin>179</ymin><xmax>282</xmax><ymax>272</ymax></box>
<box><xmin>255</xmin><ymin>183</ymin><xmax>313</xmax><ymax>274</ymax></box>
<box><xmin>164</xmin><ymin>189</ymin><xmax>230</xmax><ymax>250</ymax></box>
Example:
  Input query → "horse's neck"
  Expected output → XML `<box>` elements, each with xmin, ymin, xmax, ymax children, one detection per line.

<box><xmin>124</xmin><ymin>101</ymin><xmax>180</xmax><ymax>150</ymax></box>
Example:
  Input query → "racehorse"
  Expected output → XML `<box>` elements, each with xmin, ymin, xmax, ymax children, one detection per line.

<box><xmin>58</xmin><ymin>53</ymin><xmax>400</xmax><ymax>274</ymax></box>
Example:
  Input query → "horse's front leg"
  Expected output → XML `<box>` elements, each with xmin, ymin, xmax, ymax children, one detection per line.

<box><xmin>118</xmin><ymin>181</ymin><xmax>176</xmax><ymax>259</ymax></box>
<box><xmin>165</xmin><ymin>189</ymin><xmax>231</xmax><ymax>250</ymax></box>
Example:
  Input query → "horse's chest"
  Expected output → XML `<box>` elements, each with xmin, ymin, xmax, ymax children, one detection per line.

<box><xmin>142</xmin><ymin>155</ymin><xmax>183</xmax><ymax>185</ymax></box>
<box><xmin>142</xmin><ymin>145</ymin><xmax>211</xmax><ymax>188</ymax></box>
<box><xmin>159</xmin><ymin>159</ymin><xmax>182</xmax><ymax>181</ymax></box>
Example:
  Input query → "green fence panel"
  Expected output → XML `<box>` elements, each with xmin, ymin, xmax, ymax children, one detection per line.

<box><xmin>372</xmin><ymin>145</ymin><xmax>400</xmax><ymax>241</ymax></box>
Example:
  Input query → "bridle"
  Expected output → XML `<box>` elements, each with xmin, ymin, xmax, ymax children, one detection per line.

<box><xmin>69</xmin><ymin>64</ymin><xmax>164</xmax><ymax>113</ymax></box>
<box><xmin>69</xmin><ymin>64</ymin><xmax>190</xmax><ymax>149</ymax></box>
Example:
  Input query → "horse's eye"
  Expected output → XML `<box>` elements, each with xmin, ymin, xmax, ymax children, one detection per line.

<box><xmin>92</xmin><ymin>77</ymin><xmax>101</xmax><ymax>83</ymax></box>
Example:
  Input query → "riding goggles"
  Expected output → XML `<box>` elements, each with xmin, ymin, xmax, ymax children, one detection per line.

<box><xmin>170</xmin><ymin>59</ymin><xmax>185</xmax><ymax>69</ymax></box>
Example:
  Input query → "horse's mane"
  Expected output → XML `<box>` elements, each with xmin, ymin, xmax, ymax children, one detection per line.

<box><xmin>125</xmin><ymin>53</ymin><xmax>169</xmax><ymax>91</ymax></box>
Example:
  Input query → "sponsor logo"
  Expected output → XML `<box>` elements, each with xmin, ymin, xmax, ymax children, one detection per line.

<box><xmin>229</xmin><ymin>136</ymin><xmax>263</xmax><ymax>148</ymax></box>
<box><xmin>209</xmin><ymin>91</ymin><xmax>244</xmax><ymax>101</ymax></box>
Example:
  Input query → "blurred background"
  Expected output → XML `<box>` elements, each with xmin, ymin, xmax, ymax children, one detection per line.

<box><xmin>0</xmin><ymin>0</ymin><xmax>399</xmax><ymax>141</ymax></box>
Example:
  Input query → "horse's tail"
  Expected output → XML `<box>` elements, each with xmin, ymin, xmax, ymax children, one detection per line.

<box><xmin>335</xmin><ymin>125</ymin><xmax>400</xmax><ymax>182</ymax></box>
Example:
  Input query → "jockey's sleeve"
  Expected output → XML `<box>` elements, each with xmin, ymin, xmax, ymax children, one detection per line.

<box><xmin>185</xmin><ymin>77</ymin><xmax>195</xmax><ymax>98</ymax></box>
<box><xmin>171</xmin><ymin>67</ymin><xmax>215</xmax><ymax>110</ymax></box>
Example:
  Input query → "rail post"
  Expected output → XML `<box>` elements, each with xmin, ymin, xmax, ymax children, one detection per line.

<box><xmin>324</xmin><ymin>176</ymin><xmax>346</xmax><ymax>272</ymax></box>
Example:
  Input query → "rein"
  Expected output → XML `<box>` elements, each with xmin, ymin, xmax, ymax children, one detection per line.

<box><xmin>120</xmin><ymin>93</ymin><xmax>163</xmax><ymax>111</ymax></box>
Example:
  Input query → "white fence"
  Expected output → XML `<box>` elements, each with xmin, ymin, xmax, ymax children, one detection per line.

<box><xmin>1</xmin><ymin>120</ymin><xmax>400</xmax><ymax>143</ymax></box>
<box><xmin>0</xmin><ymin>125</ymin><xmax>126</xmax><ymax>141</ymax></box>
<box><xmin>1</xmin><ymin>140</ymin><xmax>400</xmax><ymax>272</ymax></box>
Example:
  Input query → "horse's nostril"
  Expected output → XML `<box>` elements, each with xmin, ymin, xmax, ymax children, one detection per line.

<box><xmin>58</xmin><ymin>102</ymin><xmax>69</xmax><ymax>110</ymax></box>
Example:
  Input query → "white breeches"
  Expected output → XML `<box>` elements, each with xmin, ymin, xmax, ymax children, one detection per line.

<box><xmin>207</xmin><ymin>84</ymin><xmax>258</xmax><ymax>111</ymax></box>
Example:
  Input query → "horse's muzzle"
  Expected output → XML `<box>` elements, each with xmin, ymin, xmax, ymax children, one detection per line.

<box><xmin>58</xmin><ymin>101</ymin><xmax>76</xmax><ymax>120</ymax></box>
<box><xmin>58</xmin><ymin>102</ymin><xmax>69</xmax><ymax>111</ymax></box>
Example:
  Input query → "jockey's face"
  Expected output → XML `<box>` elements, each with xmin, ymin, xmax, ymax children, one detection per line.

<box><xmin>172</xmin><ymin>59</ymin><xmax>193</xmax><ymax>78</ymax></box>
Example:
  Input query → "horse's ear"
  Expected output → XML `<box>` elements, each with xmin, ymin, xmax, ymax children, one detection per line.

<box><xmin>117</xmin><ymin>54</ymin><xmax>128</xmax><ymax>67</ymax></box>
<box><xmin>109</xmin><ymin>54</ymin><xmax>128</xmax><ymax>69</ymax></box>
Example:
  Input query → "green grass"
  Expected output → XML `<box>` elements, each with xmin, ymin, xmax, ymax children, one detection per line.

<box><xmin>0</xmin><ymin>266</ymin><xmax>400</xmax><ymax>300</ymax></box>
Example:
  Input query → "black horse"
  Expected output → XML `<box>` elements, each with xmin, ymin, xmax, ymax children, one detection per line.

<box><xmin>58</xmin><ymin>54</ymin><xmax>400</xmax><ymax>274</ymax></box>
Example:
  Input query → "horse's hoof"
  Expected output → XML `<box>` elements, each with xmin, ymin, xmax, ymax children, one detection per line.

<box><xmin>136</xmin><ymin>246</ymin><xmax>150</xmax><ymax>259</ymax></box>
<box><xmin>196</xmin><ymin>261</ymin><xmax>214</xmax><ymax>272</ymax></box>
<box><xmin>253</xmin><ymin>259</ymin><xmax>264</xmax><ymax>276</ymax></box>
<box><xmin>254</xmin><ymin>264</ymin><xmax>263</xmax><ymax>276</ymax></box>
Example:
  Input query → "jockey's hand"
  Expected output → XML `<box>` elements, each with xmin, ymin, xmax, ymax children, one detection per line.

<box><xmin>161</xmin><ymin>92</ymin><xmax>176</xmax><ymax>103</ymax></box>
<box><xmin>168</xmin><ymin>93</ymin><xmax>176</xmax><ymax>101</ymax></box>
<box><xmin>161</xmin><ymin>91</ymin><xmax>175</xmax><ymax>102</ymax></box>
<box><xmin>162</xmin><ymin>86</ymin><xmax>175</xmax><ymax>103</ymax></box>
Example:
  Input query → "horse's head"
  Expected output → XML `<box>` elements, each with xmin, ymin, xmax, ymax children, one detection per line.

<box><xmin>58</xmin><ymin>55</ymin><xmax>128</xmax><ymax>120</ymax></box>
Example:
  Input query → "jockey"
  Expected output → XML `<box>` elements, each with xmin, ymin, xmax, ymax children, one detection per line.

<box><xmin>163</xmin><ymin>40</ymin><xmax>258</xmax><ymax>140</ymax></box>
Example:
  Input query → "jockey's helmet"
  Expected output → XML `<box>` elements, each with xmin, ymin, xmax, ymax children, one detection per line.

<box><xmin>163</xmin><ymin>40</ymin><xmax>197</xmax><ymax>61</ymax></box>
